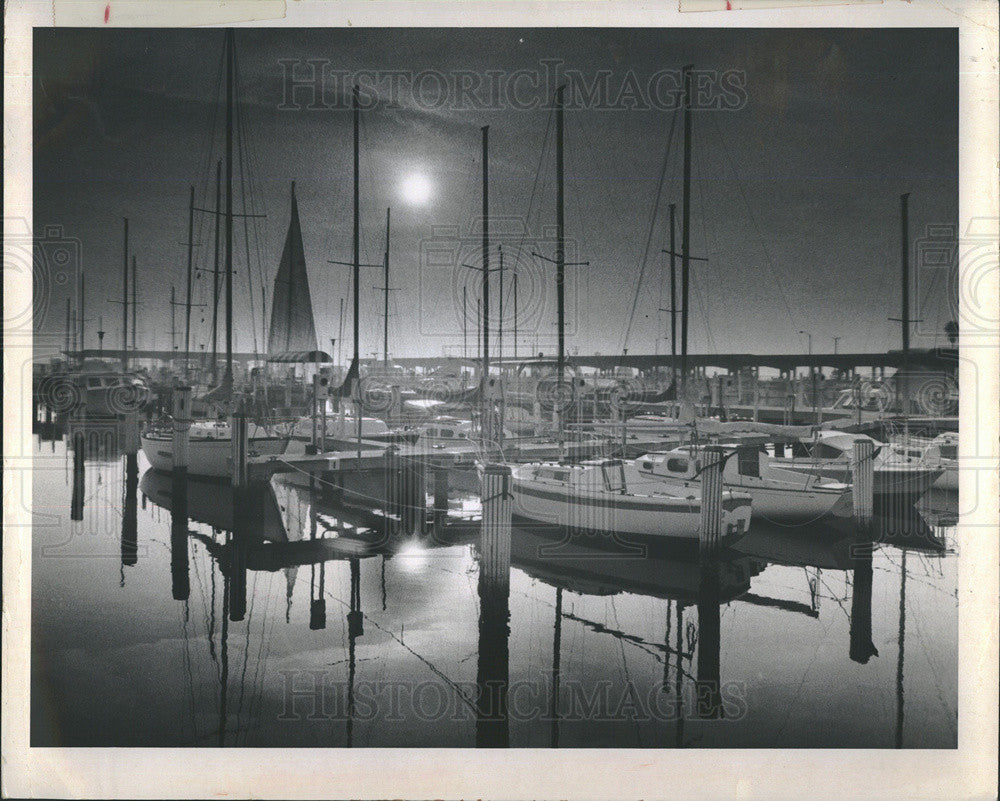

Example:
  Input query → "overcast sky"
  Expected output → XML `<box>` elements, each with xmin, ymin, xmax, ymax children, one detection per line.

<box><xmin>34</xmin><ymin>27</ymin><xmax>957</xmax><ymax>361</ymax></box>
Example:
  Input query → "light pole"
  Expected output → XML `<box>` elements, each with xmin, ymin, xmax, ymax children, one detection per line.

<box><xmin>832</xmin><ymin>336</ymin><xmax>841</xmax><ymax>355</ymax></box>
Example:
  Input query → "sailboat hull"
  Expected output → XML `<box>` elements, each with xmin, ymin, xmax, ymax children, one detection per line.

<box><xmin>140</xmin><ymin>432</ymin><xmax>288</xmax><ymax>479</ymax></box>
<box><xmin>511</xmin><ymin>470</ymin><xmax>752</xmax><ymax>542</ymax></box>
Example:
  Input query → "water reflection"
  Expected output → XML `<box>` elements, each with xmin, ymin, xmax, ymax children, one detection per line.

<box><xmin>32</xmin><ymin>427</ymin><xmax>958</xmax><ymax>748</ymax></box>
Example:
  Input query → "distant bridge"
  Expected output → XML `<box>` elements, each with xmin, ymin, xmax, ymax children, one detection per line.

<box><xmin>59</xmin><ymin>347</ymin><xmax>957</xmax><ymax>374</ymax></box>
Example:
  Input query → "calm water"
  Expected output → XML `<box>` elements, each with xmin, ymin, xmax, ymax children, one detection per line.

<box><xmin>31</xmin><ymin>423</ymin><xmax>958</xmax><ymax>748</ymax></box>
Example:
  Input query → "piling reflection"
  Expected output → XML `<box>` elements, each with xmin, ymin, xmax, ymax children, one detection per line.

<box><xmin>73</xmin><ymin>449</ymin><xmax>954</xmax><ymax>748</ymax></box>
<box><xmin>475</xmin><ymin>465</ymin><xmax>512</xmax><ymax>747</ymax></box>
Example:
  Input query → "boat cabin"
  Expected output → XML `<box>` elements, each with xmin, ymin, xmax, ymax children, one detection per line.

<box><xmin>637</xmin><ymin>444</ymin><xmax>766</xmax><ymax>482</ymax></box>
<box><xmin>522</xmin><ymin>460</ymin><xmax>629</xmax><ymax>494</ymax></box>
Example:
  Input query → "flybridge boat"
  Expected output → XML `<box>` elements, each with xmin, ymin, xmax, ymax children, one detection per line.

<box><xmin>510</xmin><ymin>459</ymin><xmax>753</xmax><ymax>543</ymax></box>
<box><xmin>633</xmin><ymin>444</ymin><xmax>853</xmax><ymax>523</ymax></box>
<box><xmin>141</xmin><ymin>419</ymin><xmax>292</xmax><ymax>478</ymax></box>
<box><xmin>768</xmin><ymin>431</ymin><xmax>943</xmax><ymax>499</ymax></box>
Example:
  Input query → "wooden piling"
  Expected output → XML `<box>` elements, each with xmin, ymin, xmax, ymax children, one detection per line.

<box><xmin>852</xmin><ymin>439</ymin><xmax>875</xmax><ymax>535</ymax></box>
<box><xmin>172</xmin><ymin>386</ymin><xmax>192</xmax><ymax>478</ymax></box>
<box><xmin>169</xmin><ymin>468</ymin><xmax>189</xmax><ymax>600</ymax></box>
<box><xmin>230</xmin><ymin>408</ymin><xmax>248</xmax><ymax>488</ymax></box>
<box><xmin>71</xmin><ymin>429</ymin><xmax>85</xmax><ymax>522</ymax></box>
<box><xmin>699</xmin><ymin>445</ymin><xmax>725</xmax><ymax>553</ymax></box>
<box><xmin>480</xmin><ymin>463</ymin><xmax>512</xmax><ymax>594</ymax></box>
<box><xmin>433</xmin><ymin>464</ymin><xmax>449</xmax><ymax>514</ymax></box>
<box><xmin>311</xmin><ymin>373</ymin><xmax>320</xmax><ymax>451</ymax></box>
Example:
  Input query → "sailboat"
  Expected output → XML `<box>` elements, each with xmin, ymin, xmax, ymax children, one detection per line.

<box><xmin>141</xmin><ymin>31</ymin><xmax>294</xmax><ymax>478</ymax></box>
<box><xmin>505</xmin><ymin>86</ymin><xmax>752</xmax><ymax>542</ymax></box>
<box><xmin>634</xmin><ymin>442</ymin><xmax>853</xmax><ymax>523</ymax></box>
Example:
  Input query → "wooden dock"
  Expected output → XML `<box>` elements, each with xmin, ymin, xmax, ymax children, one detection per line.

<box><xmin>246</xmin><ymin>433</ymin><xmax>680</xmax><ymax>482</ymax></box>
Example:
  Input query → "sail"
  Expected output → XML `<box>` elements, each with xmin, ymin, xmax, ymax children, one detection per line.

<box><xmin>267</xmin><ymin>182</ymin><xmax>318</xmax><ymax>355</ymax></box>
<box><xmin>330</xmin><ymin>356</ymin><xmax>360</xmax><ymax>399</ymax></box>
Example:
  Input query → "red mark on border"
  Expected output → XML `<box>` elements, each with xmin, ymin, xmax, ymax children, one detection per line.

<box><xmin>104</xmin><ymin>3</ymin><xmax>110</xmax><ymax>22</ymax></box>
<box><xmin>726</xmin><ymin>0</ymin><xmax>732</xmax><ymax>7</ymax></box>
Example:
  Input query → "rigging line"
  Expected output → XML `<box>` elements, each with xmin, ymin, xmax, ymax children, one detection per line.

<box><xmin>233</xmin><ymin>51</ymin><xmax>260</xmax><ymax>359</ymax></box>
<box><xmin>609</xmin><ymin>597</ymin><xmax>644</xmax><ymax>746</ymax></box>
<box><xmin>706</xmin><ymin>108</ymin><xmax>800</xmax><ymax>339</ymax></box>
<box><xmin>692</xmin><ymin>136</ymin><xmax>719</xmax><ymax>354</ymax></box>
<box><xmin>515</xmin><ymin>103</ymin><xmax>556</xmax><ymax>266</ymax></box>
<box><xmin>321</xmin><ymin>581</ymin><xmax>481</xmax><ymax>716</ymax></box>
<box><xmin>190</xmin><ymin>541</ymin><xmax>220</xmax><ymax>671</ymax></box>
<box><xmin>691</xmin><ymin>141</ymin><xmax>718</xmax><ymax>355</ymax></box>
<box><xmin>243</xmin><ymin>574</ymin><xmax>277</xmax><ymax>746</ymax></box>
<box><xmin>234</xmin><ymin>568</ymin><xmax>259</xmax><ymax>741</ymax></box>
<box><xmin>621</xmin><ymin>105</ymin><xmax>680</xmax><ymax>354</ymax></box>
<box><xmin>240</xmin><ymin>101</ymin><xmax>269</xmax><ymax>353</ymax></box>
<box><xmin>180</xmin><ymin>598</ymin><xmax>198</xmax><ymax>743</ymax></box>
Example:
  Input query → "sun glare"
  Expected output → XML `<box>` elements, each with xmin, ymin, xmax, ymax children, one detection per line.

<box><xmin>400</xmin><ymin>173</ymin><xmax>433</xmax><ymax>205</ymax></box>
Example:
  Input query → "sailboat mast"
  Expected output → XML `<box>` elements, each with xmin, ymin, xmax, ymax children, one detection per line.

<box><xmin>122</xmin><ymin>217</ymin><xmax>129</xmax><ymax>372</ymax></box>
<box><xmin>900</xmin><ymin>193</ymin><xmax>910</xmax><ymax>354</ymax></box>
<box><xmin>212</xmin><ymin>161</ymin><xmax>221</xmax><ymax>384</ymax></box>
<box><xmin>555</xmin><ymin>85</ymin><xmax>565</xmax><ymax>439</ymax></box>
<box><xmin>463</xmin><ymin>286</ymin><xmax>468</xmax><ymax>359</ymax></box>
<box><xmin>185</xmin><ymin>185</ymin><xmax>195</xmax><ymax>376</ymax></box>
<box><xmin>79</xmin><ymin>271</ymin><xmax>85</xmax><ymax>357</ymax></box>
<box><xmin>513</xmin><ymin>270</ymin><xmax>518</xmax><ymax>360</ymax></box>
<box><xmin>669</xmin><ymin>202</ymin><xmax>677</xmax><ymax>382</ymax></box>
<box><xmin>498</xmin><ymin>245</ymin><xmax>504</xmax><ymax>364</ymax></box>
<box><xmin>131</xmin><ymin>255</ymin><xmax>137</xmax><ymax>356</ymax></box>
<box><xmin>352</xmin><ymin>85</ymin><xmax>360</xmax><ymax>367</ymax></box>
<box><xmin>481</xmin><ymin>125</ymin><xmax>490</xmax><ymax>388</ymax></box>
<box><xmin>64</xmin><ymin>299</ymin><xmax>71</xmax><ymax>362</ymax></box>
<box><xmin>171</xmin><ymin>286</ymin><xmax>177</xmax><ymax>357</ymax></box>
<box><xmin>681</xmin><ymin>65</ymin><xmax>692</xmax><ymax>396</ymax></box>
<box><xmin>223</xmin><ymin>29</ymin><xmax>234</xmax><ymax>392</ymax></box>
<box><xmin>383</xmin><ymin>207</ymin><xmax>390</xmax><ymax>368</ymax></box>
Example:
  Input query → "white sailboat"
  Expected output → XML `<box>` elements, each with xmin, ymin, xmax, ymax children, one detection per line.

<box><xmin>511</xmin><ymin>459</ymin><xmax>752</xmax><ymax>542</ymax></box>
<box><xmin>633</xmin><ymin>443</ymin><xmax>853</xmax><ymax>523</ymax></box>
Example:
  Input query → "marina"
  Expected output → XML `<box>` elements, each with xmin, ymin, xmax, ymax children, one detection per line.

<box><xmin>27</xmin><ymin>25</ymin><xmax>964</xmax><ymax>756</ymax></box>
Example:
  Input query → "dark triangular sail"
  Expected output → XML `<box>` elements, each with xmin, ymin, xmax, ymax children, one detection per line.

<box><xmin>267</xmin><ymin>182</ymin><xmax>318</xmax><ymax>355</ymax></box>
<box><xmin>330</xmin><ymin>356</ymin><xmax>360</xmax><ymax>399</ymax></box>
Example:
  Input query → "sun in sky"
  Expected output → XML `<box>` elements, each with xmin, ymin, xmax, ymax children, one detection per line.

<box><xmin>400</xmin><ymin>173</ymin><xmax>433</xmax><ymax>205</ymax></box>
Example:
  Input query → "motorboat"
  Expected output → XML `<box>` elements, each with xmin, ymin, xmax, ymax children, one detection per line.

<box><xmin>634</xmin><ymin>443</ymin><xmax>853</xmax><ymax>523</ymax></box>
<box><xmin>767</xmin><ymin>431</ymin><xmax>942</xmax><ymax>499</ymax></box>
<box><xmin>289</xmin><ymin>408</ymin><xmax>410</xmax><ymax>449</ymax></box>
<box><xmin>886</xmin><ymin>431</ymin><xmax>958</xmax><ymax>491</ymax></box>
<box><xmin>510</xmin><ymin>458</ymin><xmax>752</xmax><ymax>543</ymax></box>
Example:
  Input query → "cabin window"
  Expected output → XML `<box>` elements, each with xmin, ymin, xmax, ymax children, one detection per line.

<box><xmin>641</xmin><ymin>460</ymin><xmax>654</xmax><ymax>471</ymax></box>
<box><xmin>666</xmin><ymin>458</ymin><xmax>688</xmax><ymax>474</ymax></box>
<box><xmin>439</xmin><ymin>429</ymin><xmax>453</xmax><ymax>439</ymax></box>
<box><xmin>737</xmin><ymin>447</ymin><xmax>760</xmax><ymax>477</ymax></box>
<box><xmin>603</xmin><ymin>463</ymin><xmax>626</xmax><ymax>493</ymax></box>
<box><xmin>939</xmin><ymin>445</ymin><xmax>957</xmax><ymax>460</ymax></box>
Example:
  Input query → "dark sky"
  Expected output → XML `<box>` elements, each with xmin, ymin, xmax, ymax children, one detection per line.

<box><xmin>34</xmin><ymin>27</ymin><xmax>958</xmax><ymax>361</ymax></box>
